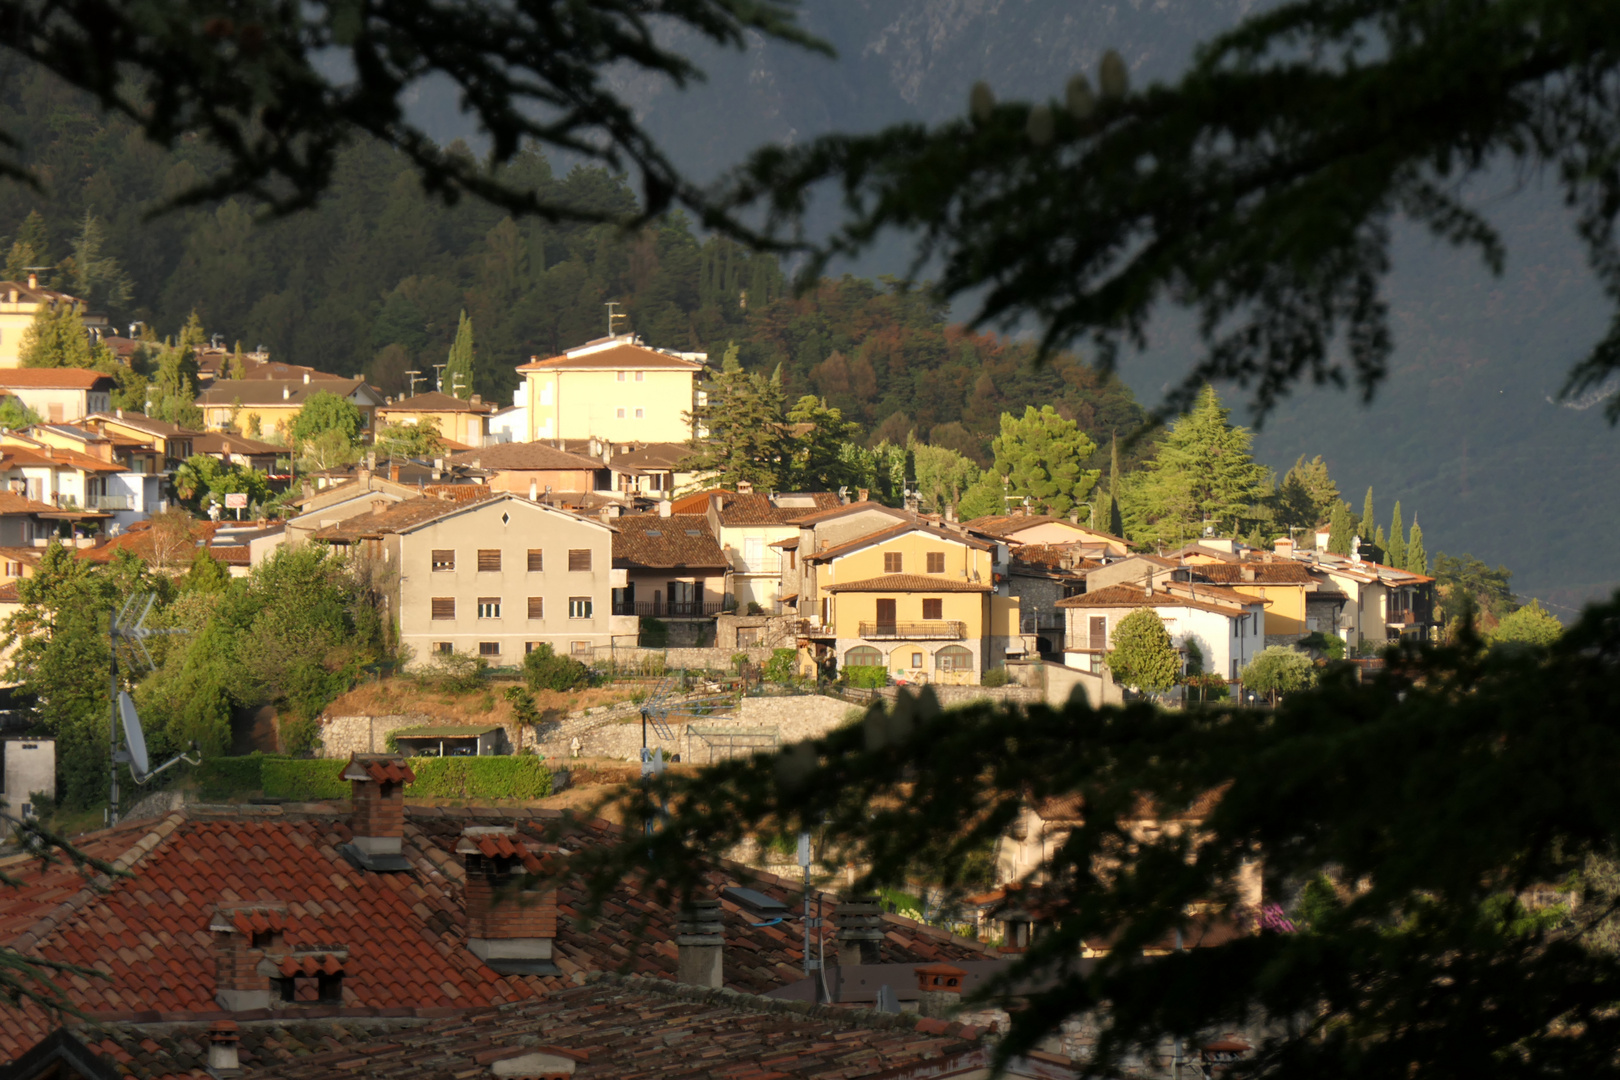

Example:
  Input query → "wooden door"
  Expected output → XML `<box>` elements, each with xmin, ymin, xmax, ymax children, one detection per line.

<box><xmin>876</xmin><ymin>598</ymin><xmax>897</xmax><ymax>628</ymax></box>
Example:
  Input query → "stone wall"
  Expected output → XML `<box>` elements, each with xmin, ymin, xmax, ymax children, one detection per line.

<box><xmin>609</xmin><ymin>646</ymin><xmax>779</xmax><ymax>671</ymax></box>
<box><xmin>873</xmin><ymin>684</ymin><xmax>1043</xmax><ymax>709</ymax></box>
<box><xmin>535</xmin><ymin>693</ymin><xmax>859</xmax><ymax>764</ymax></box>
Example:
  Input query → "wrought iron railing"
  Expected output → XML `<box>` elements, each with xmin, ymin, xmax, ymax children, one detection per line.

<box><xmin>858</xmin><ymin>620</ymin><xmax>967</xmax><ymax>641</ymax></box>
<box><xmin>612</xmin><ymin>600</ymin><xmax>725</xmax><ymax>617</ymax></box>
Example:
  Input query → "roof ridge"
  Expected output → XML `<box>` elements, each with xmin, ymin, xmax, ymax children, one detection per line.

<box><xmin>6</xmin><ymin>811</ymin><xmax>186</xmax><ymax>956</ymax></box>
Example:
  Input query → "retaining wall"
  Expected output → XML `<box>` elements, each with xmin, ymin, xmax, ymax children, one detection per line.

<box><xmin>873</xmin><ymin>684</ymin><xmax>1044</xmax><ymax>709</ymax></box>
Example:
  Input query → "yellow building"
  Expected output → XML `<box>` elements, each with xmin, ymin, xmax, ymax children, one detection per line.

<box><xmin>0</xmin><ymin>275</ymin><xmax>109</xmax><ymax>368</ymax></box>
<box><xmin>194</xmin><ymin>377</ymin><xmax>384</xmax><ymax>438</ymax></box>
<box><xmin>805</xmin><ymin>522</ymin><xmax>1021</xmax><ymax>684</ymax></box>
<box><xmin>515</xmin><ymin>335</ymin><xmax>704</xmax><ymax>444</ymax></box>
<box><xmin>376</xmin><ymin>391</ymin><xmax>495</xmax><ymax>449</ymax></box>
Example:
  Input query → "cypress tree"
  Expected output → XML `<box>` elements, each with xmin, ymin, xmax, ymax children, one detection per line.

<box><xmin>1109</xmin><ymin>431</ymin><xmax>1121</xmax><ymax>507</ymax></box>
<box><xmin>1407</xmin><ymin>520</ymin><xmax>1427</xmax><ymax>575</ymax></box>
<box><xmin>1362</xmin><ymin>487</ymin><xmax>1376</xmax><ymax>547</ymax></box>
<box><xmin>1374</xmin><ymin>526</ymin><xmax>1387</xmax><ymax>562</ymax></box>
<box><xmin>1327</xmin><ymin>501</ymin><xmax>1354</xmax><ymax>555</ymax></box>
<box><xmin>444</xmin><ymin>310</ymin><xmax>475</xmax><ymax>399</ymax></box>
<box><xmin>1388</xmin><ymin>501</ymin><xmax>1406</xmax><ymax>569</ymax></box>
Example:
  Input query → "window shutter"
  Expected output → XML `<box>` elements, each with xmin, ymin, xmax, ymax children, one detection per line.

<box><xmin>477</xmin><ymin>549</ymin><xmax>501</xmax><ymax>572</ymax></box>
<box><xmin>527</xmin><ymin>549</ymin><xmax>543</xmax><ymax>571</ymax></box>
<box><xmin>527</xmin><ymin>597</ymin><xmax>544</xmax><ymax>619</ymax></box>
<box><xmin>568</xmin><ymin>549</ymin><xmax>592</xmax><ymax>572</ymax></box>
<box><xmin>1089</xmin><ymin>616</ymin><xmax>1107</xmax><ymax>650</ymax></box>
<box><xmin>431</xmin><ymin>598</ymin><xmax>455</xmax><ymax>620</ymax></box>
<box><xmin>926</xmin><ymin>552</ymin><xmax>945</xmax><ymax>574</ymax></box>
<box><xmin>884</xmin><ymin>552</ymin><xmax>903</xmax><ymax>573</ymax></box>
<box><xmin>431</xmin><ymin>550</ymin><xmax>455</xmax><ymax>571</ymax></box>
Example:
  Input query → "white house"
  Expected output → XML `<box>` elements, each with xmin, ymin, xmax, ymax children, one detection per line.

<box><xmin>1058</xmin><ymin>581</ymin><xmax>1267</xmax><ymax>684</ymax></box>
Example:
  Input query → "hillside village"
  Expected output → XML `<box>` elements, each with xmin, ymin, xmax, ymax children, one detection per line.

<box><xmin>0</xmin><ymin>284</ymin><xmax>1550</xmax><ymax>1077</ymax></box>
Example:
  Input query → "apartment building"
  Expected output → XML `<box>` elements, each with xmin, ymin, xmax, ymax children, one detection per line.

<box><xmin>0</xmin><ymin>274</ymin><xmax>109</xmax><ymax>367</ymax></box>
<box><xmin>676</xmin><ymin>488</ymin><xmax>843</xmax><ymax>612</ymax></box>
<box><xmin>514</xmin><ymin>334</ymin><xmax>705</xmax><ymax>444</ymax></box>
<box><xmin>312</xmin><ymin>492</ymin><xmax>624</xmax><ymax>663</ymax></box>
<box><xmin>0</xmin><ymin>368</ymin><xmax>114</xmax><ymax>422</ymax></box>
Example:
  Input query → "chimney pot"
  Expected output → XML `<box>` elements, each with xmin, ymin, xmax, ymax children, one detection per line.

<box><xmin>389</xmin><ymin>463</ymin><xmax>400</xmax><ymax>482</ymax></box>
<box><xmin>735</xmin><ymin>480</ymin><xmax>753</xmax><ymax>495</ymax></box>
<box><xmin>458</xmin><ymin>826</ymin><xmax>560</xmax><ymax>974</ymax></box>
<box><xmin>338</xmin><ymin>753</ymin><xmax>415</xmax><ymax>871</ymax></box>
<box><xmin>914</xmin><ymin>963</ymin><xmax>966</xmax><ymax>1019</ymax></box>
<box><xmin>282</xmin><ymin>386</ymin><xmax>290</xmax><ymax>400</ymax></box>
<box><xmin>857</xmin><ymin>488</ymin><xmax>869</xmax><ymax>503</ymax></box>
<box><xmin>209</xmin><ymin>902</ymin><xmax>288</xmax><ymax>1011</ymax></box>
<box><xmin>676</xmin><ymin>898</ymin><xmax>724</xmax><ymax>988</ymax></box>
<box><xmin>303</xmin><ymin>372</ymin><xmax>310</xmax><ymax>384</ymax></box>
<box><xmin>27</xmin><ymin>272</ymin><xmax>37</xmax><ymax>289</ymax></box>
<box><xmin>529</xmin><ymin>478</ymin><xmax>539</xmax><ymax>502</ymax></box>
<box><xmin>658</xmin><ymin>500</ymin><xmax>671</xmax><ymax>518</ymax></box>
<box><xmin>207</xmin><ymin>1020</ymin><xmax>241</xmax><ymax>1073</ymax></box>
<box><xmin>834</xmin><ymin>896</ymin><xmax>885</xmax><ymax>966</ymax></box>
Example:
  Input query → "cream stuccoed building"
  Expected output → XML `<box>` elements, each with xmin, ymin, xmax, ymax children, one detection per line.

<box><xmin>515</xmin><ymin>335</ymin><xmax>706</xmax><ymax>445</ymax></box>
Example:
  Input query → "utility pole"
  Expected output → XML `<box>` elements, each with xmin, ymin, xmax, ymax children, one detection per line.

<box><xmin>432</xmin><ymin>363</ymin><xmax>447</xmax><ymax>393</ymax></box>
<box><xmin>404</xmin><ymin>370</ymin><xmax>422</xmax><ymax>397</ymax></box>
<box><xmin>605</xmin><ymin>301</ymin><xmax>626</xmax><ymax>339</ymax></box>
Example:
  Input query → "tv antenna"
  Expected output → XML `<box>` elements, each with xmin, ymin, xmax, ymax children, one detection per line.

<box><xmin>432</xmin><ymin>363</ymin><xmax>447</xmax><ymax>392</ymax></box>
<box><xmin>404</xmin><ymin>370</ymin><xmax>423</xmax><ymax>397</ymax></box>
<box><xmin>605</xmin><ymin>301</ymin><xmax>626</xmax><ymax>338</ymax></box>
<box><xmin>108</xmin><ymin>594</ymin><xmax>200</xmax><ymax>826</ymax></box>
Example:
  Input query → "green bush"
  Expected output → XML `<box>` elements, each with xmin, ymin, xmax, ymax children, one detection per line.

<box><xmin>763</xmin><ymin>648</ymin><xmax>798</xmax><ymax>684</ymax></box>
<box><xmin>844</xmin><ymin>665</ymin><xmax>888</xmax><ymax>689</ymax></box>
<box><xmin>504</xmin><ymin>685</ymin><xmax>541</xmax><ymax>726</ymax></box>
<box><xmin>280</xmin><ymin>716</ymin><xmax>322</xmax><ymax>755</ymax></box>
<box><xmin>406</xmin><ymin>756</ymin><xmax>553</xmax><ymax>799</ymax></box>
<box><xmin>196</xmin><ymin>753</ymin><xmax>266</xmax><ymax>800</ymax></box>
<box><xmin>261</xmin><ymin>757</ymin><xmax>350</xmax><ymax>800</ymax></box>
<box><xmin>419</xmin><ymin>652</ymin><xmax>490</xmax><ymax>693</ymax></box>
<box><xmin>523</xmin><ymin>643</ymin><xmax>589</xmax><ymax>692</ymax></box>
<box><xmin>980</xmin><ymin>666</ymin><xmax>1010</xmax><ymax>687</ymax></box>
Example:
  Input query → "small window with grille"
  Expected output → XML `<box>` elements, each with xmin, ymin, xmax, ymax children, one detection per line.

<box><xmin>479</xmin><ymin>641</ymin><xmax>500</xmax><ymax>657</ymax></box>
<box><xmin>477</xmin><ymin>549</ymin><xmax>501</xmax><ymax>572</ymax></box>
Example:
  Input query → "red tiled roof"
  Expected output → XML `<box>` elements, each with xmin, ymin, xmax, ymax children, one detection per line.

<box><xmin>612</xmin><ymin>515</ymin><xmax>726</xmax><ymax>570</ymax></box>
<box><xmin>341</xmin><ymin>752</ymin><xmax>416</xmax><ymax>784</ymax></box>
<box><xmin>1194</xmin><ymin>562</ymin><xmax>1316</xmax><ymax>584</ymax></box>
<box><xmin>311</xmin><ymin>493</ymin><xmax>499</xmax><ymax>542</ymax></box>
<box><xmin>516</xmin><ymin>342</ymin><xmax>704</xmax><ymax>372</ymax></box>
<box><xmin>0</xmin><ymin>445</ymin><xmax>125</xmax><ymax>473</ymax></box>
<box><xmin>0</xmin><ymin>803</ymin><xmax>995</xmax><ymax>1059</ymax></box>
<box><xmin>1056</xmin><ymin>583</ymin><xmax>1252</xmax><ymax>615</ymax></box>
<box><xmin>823</xmin><ymin>574</ymin><xmax>992</xmax><ymax>594</ymax></box>
<box><xmin>0</xmin><ymin>490</ymin><xmax>58</xmax><ymax>515</ymax></box>
<box><xmin>447</xmin><ymin>442</ymin><xmax>602</xmax><ymax>472</ymax></box>
<box><xmin>0</xmin><ymin>369</ymin><xmax>114</xmax><ymax>390</ymax></box>
<box><xmin>787</xmin><ymin>499</ymin><xmax>898</xmax><ymax>526</ymax></box>
<box><xmin>378</xmin><ymin>391</ymin><xmax>495</xmax><ymax>415</ymax></box>
<box><xmin>961</xmin><ymin>514</ymin><xmax>1129</xmax><ymax>545</ymax></box>
<box><xmin>805</xmin><ymin>522</ymin><xmax>992</xmax><ymax>564</ymax></box>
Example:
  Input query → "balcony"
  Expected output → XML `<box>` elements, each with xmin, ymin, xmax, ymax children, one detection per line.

<box><xmin>89</xmin><ymin>494</ymin><xmax>133</xmax><ymax>511</ymax></box>
<box><xmin>612</xmin><ymin>600</ymin><xmax>724</xmax><ymax>618</ymax></box>
<box><xmin>1386</xmin><ymin>611</ymin><xmax>1416</xmax><ymax>627</ymax></box>
<box><xmin>859</xmin><ymin>620</ymin><xmax>968</xmax><ymax>641</ymax></box>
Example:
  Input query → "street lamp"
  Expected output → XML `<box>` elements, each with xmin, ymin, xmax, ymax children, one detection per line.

<box><xmin>1075</xmin><ymin>502</ymin><xmax>1095</xmax><ymax>529</ymax></box>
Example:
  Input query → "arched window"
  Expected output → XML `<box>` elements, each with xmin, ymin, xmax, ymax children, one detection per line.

<box><xmin>935</xmin><ymin>645</ymin><xmax>974</xmax><ymax>672</ymax></box>
<box><xmin>844</xmin><ymin>646</ymin><xmax>883</xmax><ymax>668</ymax></box>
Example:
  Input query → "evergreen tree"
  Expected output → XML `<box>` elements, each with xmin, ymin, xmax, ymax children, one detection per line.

<box><xmin>444</xmin><ymin>310</ymin><xmax>475</xmax><ymax>399</ymax></box>
<box><xmin>225</xmin><ymin>342</ymin><xmax>248</xmax><ymax>381</ymax></box>
<box><xmin>1373</xmin><ymin>525</ymin><xmax>1387</xmax><ymax>561</ymax></box>
<box><xmin>683</xmin><ymin>364</ymin><xmax>788</xmax><ymax>489</ymax></box>
<box><xmin>1362</xmin><ymin>488</ymin><xmax>1376</xmax><ymax>547</ymax></box>
<box><xmin>1407</xmin><ymin>520</ymin><xmax>1427</xmax><ymax>575</ymax></box>
<box><xmin>1105</xmin><ymin>608</ymin><xmax>1182</xmax><ymax>694</ymax></box>
<box><xmin>989</xmin><ymin>405</ymin><xmax>1100</xmax><ymax>517</ymax></box>
<box><xmin>1327</xmin><ymin>501</ymin><xmax>1354</xmax><ymax>555</ymax></box>
<box><xmin>1121</xmin><ymin>386</ymin><xmax>1265</xmax><ymax>548</ymax></box>
<box><xmin>4</xmin><ymin>211</ymin><xmax>49</xmax><ymax>281</ymax></box>
<box><xmin>18</xmin><ymin>301</ymin><xmax>94</xmax><ymax>368</ymax></box>
<box><xmin>956</xmin><ymin>470</ymin><xmax>1006</xmax><ymax>521</ymax></box>
<box><xmin>1109</xmin><ymin>431</ymin><xmax>1121</xmax><ymax>508</ymax></box>
<box><xmin>1388</xmin><ymin>501</ymin><xmax>1406</xmax><ymax>569</ymax></box>
<box><xmin>62</xmin><ymin>212</ymin><xmax>132</xmax><ymax>311</ymax></box>
<box><xmin>146</xmin><ymin>342</ymin><xmax>203</xmax><ymax>428</ymax></box>
<box><xmin>177</xmin><ymin>310</ymin><xmax>206</xmax><ymax>351</ymax></box>
<box><xmin>782</xmin><ymin>395</ymin><xmax>860</xmax><ymax>491</ymax></box>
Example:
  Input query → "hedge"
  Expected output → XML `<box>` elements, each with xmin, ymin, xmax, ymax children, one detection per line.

<box><xmin>202</xmin><ymin>754</ymin><xmax>554</xmax><ymax>801</ymax></box>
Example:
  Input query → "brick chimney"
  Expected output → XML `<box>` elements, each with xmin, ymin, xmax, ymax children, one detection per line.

<box><xmin>209</xmin><ymin>901</ymin><xmax>288</xmax><ymax>1011</ymax></box>
<box><xmin>389</xmin><ymin>463</ymin><xmax>400</xmax><ymax>482</ymax></box>
<box><xmin>207</xmin><ymin>1020</ymin><xmax>240</xmax><ymax>1074</ymax></box>
<box><xmin>735</xmin><ymin>480</ymin><xmax>753</xmax><ymax>495</ymax></box>
<box><xmin>834</xmin><ymin>895</ymin><xmax>884</xmax><ymax>966</ymax></box>
<box><xmin>338</xmin><ymin>753</ymin><xmax>415</xmax><ymax>872</ymax></box>
<box><xmin>458</xmin><ymin>826</ymin><xmax>561</xmax><ymax>975</ymax></box>
<box><xmin>1273</xmin><ymin>536</ymin><xmax>1294</xmax><ymax>558</ymax></box>
<box><xmin>915</xmin><ymin>963</ymin><xmax>966</xmax><ymax>1019</ymax></box>
<box><xmin>675</xmin><ymin>898</ymin><xmax>724</xmax><ymax>988</ymax></box>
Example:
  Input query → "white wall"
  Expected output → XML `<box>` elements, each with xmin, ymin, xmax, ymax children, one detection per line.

<box><xmin>2</xmin><ymin>737</ymin><xmax>55</xmax><ymax>812</ymax></box>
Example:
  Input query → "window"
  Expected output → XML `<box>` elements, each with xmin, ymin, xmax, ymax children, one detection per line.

<box><xmin>617</xmin><ymin>371</ymin><xmax>626</xmax><ymax>382</ymax></box>
<box><xmin>431</xmin><ymin>598</ymin><xmax>455</xmax><ymax>620</ymax></box>
<box><xmin>634</xmin><ymin>408</ymin><xmax>644</xmax><ymax>418</ymax></box>
<box><xmin>479</xmin><ymin>641</ymin><xmax>501</xmax><ymax>657</ymax></box>
<box><xmin>570</xmin><ymin>640</ymin><xmax>592</xmax><ymax>658</ymax></box>
<box><xmin>3</xmin><ymin>561</ymin><xmax>20</xmax><ymax>577</ymax></box>
<box><xmin>926</xmin><ymin>551</ymin><xmax>946</xmax><ymax>574</ymax></box>
<box><xmin>569</xmin><ymin>597</ymin><xmax>593</xmax><ymax>619</ymax></box>
<box><xmin>884</xmin><ymin>552</ymin><xmax>903</xmax><ymax>573</ymax></box>
<box><xmin>922</xmin><ymin>598</ymin><xmax>944</xmax><ymax>620</ymax></box>
<box><xmin>616</xmin><ymin>408</ymin><xmax>625</xmax><ymax>418</ymax></box>
<box><xmin>568</xmin><ymin>549</ymin><xmax>592</xmax><ymax>572</ymax></box>
<box><xmin>527</xmin><ymin>596</ymin><xmax>544</xmax><ymax>619</ymax></box>
<box><xmin>525</xmin><ymin>641</ymin><xmax>542</xmax><ymax>654</ymax></box>
<box><xmin>936</xmin><ymin>645</ymin><xmax>974</xmax><ymax>672</ymax></box>
<box><xmin>432</xmin><ymin>549</ymin><xmax>455</xmax><ymax>571</ymax></box>
<box><xmin>527</xmin><ymin>548</ymin><xmax>543</xmax><ymax>571</ymax></box>
<box><xmin>477</xmin><ymin>597</ymin><xmax>501</xmax><ymax>619</ymax></box>
<box><xmin>477</xmin><ymin>549</ymin><xmax>501</xmax><ymax>572</ymax></box>
<box><xmin>1090</xmin><ymin>653</ymin><xmax>1103</xmax><ymax>675</ymax></box>
<box><xmin>910</xmin><ymin>652</ymin><xmax>923</xmax><ymax>668</ymax></box>
<box><xmin>434</xmin><ymin>642</ymin><xmax>453</xmax><ymax>656</ymax></box>
<box><xmin>635</xmin><ymin>371</ymin><xmax>644</xmax><ymax>382</ymax></box>
<box><xmin>845</xmin><ymin>645</ymin><xmax>882</xmax><ymax>668</ymax></box>
<box><xmin>743</xmin><ymin>538</ymin><xmax>765</xmax><ymax>572</ymax></box>
<box><xmin>1088</xmin><ymin>616</ymin><xmax>1107</xmax><ymax>650</ymax></box>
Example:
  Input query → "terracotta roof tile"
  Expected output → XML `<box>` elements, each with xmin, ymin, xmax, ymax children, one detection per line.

<box><xmin>446</xmin><ymin>443</ymin><xmax>602</xmax><ymax>472</ymax></box>
<box><xmin>1194</xmin><ymin>562</ymin><xmax>1316</xmax><ymax>584</ymax></box>
<box><xmin>612</xmin><ymin>515</ymin><xmax>725</xmax><ymax>570</ymax></box>
<box><xmin>0</xmin><ymin>369</ymin><xmax>114</xmax><ymax>390</ymax></box>
<box><xmin>805</xmin><ymin>522</ymin><xmax>992</xmax><ymax>564</ymax></box>
<box><xmin>311</xmin><ymin>493</ymin><xmax>498</xmax><ymax>543</ymax></box>
<box><xmin>822</xmin><ymin>574</ymin><xmax>991</xmax><ymax>594</ymax></box>
<box><xmin>961</xmin><ymin>514</ymin><xmax>1129</xmax><ymax>545</ymax></box>
<box><xmin>379</xmin><ymin>392</ymin><xmax>495</xmax><ymax>415</ymax></box>
<box><xmin>1056</xmin><ymin>583</ymin><xmax>1252</xmax><ymax>615</ymax></box>
<box><xmin>516</xmin><ymin>342</ymin><xmax>704</xmax><ymax>372</ymax></box>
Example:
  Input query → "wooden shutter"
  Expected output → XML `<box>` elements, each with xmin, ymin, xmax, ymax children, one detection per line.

<box><xmin>1089</xmin><ymin>616</ymin><xmax>1107</xmax><ymax>650</ymax></box>
<box><xmin>431</xmin><ymin>597</ymin><xmax>455</xmax><ymax>620</ymax></box>
<box><xmin>883</xmin><ymin>552</ymin><xmax>903</xmax><ymax>573</ymax></box>
<box><xmin>431</xmin><ymin>549</ymin><xmax>455</xmax><ymax>571</ymax></box>
<box><xmin>568</xmin><ymin>549</ymin><xmax>591</xmax><ymax>572</ymax></box>
<box><xmin>922</xmin><ymin>598</ymin><xmax>943</xmax><ymax>620</ymax></box>
<box><xmin>477</xmin><ymin>549</ymin><xmax>501</xmax><ymax>572</ymax></box>
<box><xmin>926</xmin><ymin>552</ymin><xmax>945</xmax><ymax>573</ymax></box>
<box><xmin>876</xmin><ymin>598</ymin><xmax>897</xmax><ymax>626</ymax></box>
<box><xmin>527</xmin><ymin>548</ymin><xmax>543</xmax><ymax>571</ymax></box>
<box><xmin>527</xmin><ymin>596</ymin><xmax>544</xmax><ymax>619</ymax></box>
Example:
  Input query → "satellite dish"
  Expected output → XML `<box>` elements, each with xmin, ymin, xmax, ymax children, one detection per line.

<box><xmin>117</xmin><ymin>692</ymin><xmax>149</xmax><ymax>777</ymax></box>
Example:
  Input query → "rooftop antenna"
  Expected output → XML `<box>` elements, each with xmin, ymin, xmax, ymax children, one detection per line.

<box><xmin>404</xmin><ymin>370</ymin><xmax>423</xmax><ymax>397</ymax></box>
<box><xmin>432</xmin><ymin>363</ymin><xmax>447</xmax><ymax>392</ymax></box>
<box><xmin>108</xmin><ymin>594</ymin><xmax>199</xmax><ymax>826</ymax></box>
<box><xmin>605</xmin><ymin>301</ymin><xmax>627</xmax><ymax>339</ymax></box>
<box><xmin>128</xmin><ymin>321</ymin><xmax>144</xmax><ymax>338</ymax></box>
<box><xmin>210</xmin><ymin>333</ymin><xmax>223</xmax><ymax>349</ymax></box>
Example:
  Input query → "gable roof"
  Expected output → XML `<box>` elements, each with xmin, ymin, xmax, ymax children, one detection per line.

<box><xmin>378</xmin><ymin>391</ymin><xmax>495</xmax><ymax>415</ymax></box>
<box><xmin>310</xmin><ymin>492</ymin><xmax>499</xmax><ymax>542</ymax></box>
<box><xmin>84</xmin><ymin>412</ymin><xmax>193</xmax><ymax>439</ymax></box>
<box><xmin>0</xmin><ymin>445</ymin><xmax>125</xmax><ymax>474</ymax></box>
<box><xmin>1056</xmin><ymin>583</ymin><xmax>1253</xmax><ymax>616</ymax></box>
<box><xmin>194</xmin><ymin>378</ymin><xmax>379</xmax><ymax>408</ymax></box>
<box><xmin>188</xmin><ymin>430</ymin><xmax>284</xmax><ymax>457</ymax></box>
<box><xmin>516</xmin><ymin>341</ymin><xmax>704</xmax><ymax>373</ymax></box>
<box><xmin>0</xmin><ymin>490</ymin><xmax>60</xmax><ymax>515</ymax></box>
<box><xmin>612</xmin><ymin>514</ymin><xmax>726</xmax><ymax>570</ymax></box>
<box><xmin>691</xmin><ymin>491</ymin><xmax>846</xmax><ymax>527</ymax></box>
<box><xmin>607</xmin><ymin>441</ymin><xmax>690</xmax><ymax>472</ymax></box>
<box><xmin>0</xmin><ymin>369</ymin><xmax>114</xmax><ymax>391</ymax></box>
<box><xmin>961</xmin><ymin>514</ymin><xmax>1129</xmax><ymax>545</ymax></box>
<box><xmin>0</xmin><ymin>803</ymin><xmax>994</xmax><ymax>1059</ymax></box>
<box><xmin>805</xmin><ymin>521</ymin><xmax>993</xmax><ymax>564</ymax></box>
<box><xmin>823</xmin><ymin>573</ymin><xmax>992</xmax><ymax>594</ymax></box>
<box><xmin>446</xmin><ymin>442</ymin><xmax>602</xmax><ymax>473</ymax></box>
<box><xmin>787</xmin><ymin>499</ymin><xmax>903</xmax><ymax>526</ymax></box>
<box><xmin>1192</xmin><ymin>561</ymin><xmax>1317</xmax><ymax>585</ymax></box>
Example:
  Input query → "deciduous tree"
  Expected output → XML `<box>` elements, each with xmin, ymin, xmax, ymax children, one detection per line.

<box><xmin>1105</xmin><ymin>608</ymin><xmax>1181</xmax><ymax>694</ymax></box>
